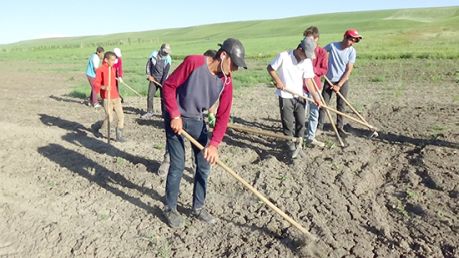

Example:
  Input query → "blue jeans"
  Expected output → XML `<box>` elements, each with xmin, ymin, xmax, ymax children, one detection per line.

<box><xmin>165</xmin><ymin>116</ymin><xmax>211</xmax><ymax>211</ymax></box>
<box><xmin>306</xmin><ymin>93</ymin><xmax>320</xmax><ymax>140</ymax></box>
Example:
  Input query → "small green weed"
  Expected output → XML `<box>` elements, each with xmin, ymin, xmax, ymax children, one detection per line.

<box><xmin>157</xmin><ymin>239</ymin><xmax>171</xmax><ymax>258</ymax></box>
<box><xmin>406</xmin><ymin>190</ymin><xmax>417</xmax><ymax>200</ymax></box>
<box><xmin>153</xmin><ymin>144</ymin><xmax>164</xmax><ymax>150</ymax></box>
<box><xmin>115</xmin><ymin>156</ymin><xmax>126</xmax><ymax>164</ymax></box>
<box><xmin>324</xmin><ymin>140</ymin><xmax>335</xmax><ymax>149</ymax></box>
<box><xmin>276</xmin><ymin>175</ymin><xmax>288</xmax><ymax>182</ymax></box>
<box><xmin>370</xmin><ymin>76</ymin><xmax>385</xmax><ymax>82</ymax></box>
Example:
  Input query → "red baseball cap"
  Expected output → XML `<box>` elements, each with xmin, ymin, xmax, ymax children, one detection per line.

<box><xmin>344</xmin><ymin>29</ymin><xmax>363</xmax><ymax>42</ymax></box>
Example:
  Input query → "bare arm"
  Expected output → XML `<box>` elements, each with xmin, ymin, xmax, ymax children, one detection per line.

<box><xmin>337</xmin><ymin>63</ymin><xmax>353</xmax><ymax>87</ymax></box>
<box><xmin>267</xmin><ymin>65</ymin><xmax>285</xmax><ymax>90</ymax></box>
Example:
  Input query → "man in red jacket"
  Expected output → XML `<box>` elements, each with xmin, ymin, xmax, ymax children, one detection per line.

<box><xmin>161</xmin><ymin>38</ymin><xmax>247</xmax><ymax>228</ymax></box>
<box><xmin>94</xmin><ymin>51</ymin><xmax>126</xmax><ymax>142</ymax></box>
<box><xmin>303</xmin><ymin>26</ymin><xmax>328</xmax><ymax>147</ymax></box>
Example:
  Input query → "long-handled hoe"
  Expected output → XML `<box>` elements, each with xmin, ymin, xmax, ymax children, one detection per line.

<box><xmin>179</xmin><ymin>129</ymin><xmax>321</xmax><ymax>254</ymax></box>
<box><xmin>227</xmin><ymin>123</ymin><xmax>300</xmax><ymax>143</ymax></box>
<box><xmin>323</xmin><ymin>76</ymin><xmax>379</xmax><ymax>138</ymax></box>
<box><xmin>117</xmin><ymin>79</ymin><xmax>143</xmax><ymax>97</ymax></box>
<box><xmin>107</xmin><ymin>66</ymin><xmax>112</xmax><ymax>144</ymax></box>
<box><xmin>283</xmin><ymin>89</ymin><xmax>378</xmax><ymax>134</ymax></box>
<box><xmin>310</xmin><ymin>79</ymin><xmax>345</xmax><ymax>147</ymax></box>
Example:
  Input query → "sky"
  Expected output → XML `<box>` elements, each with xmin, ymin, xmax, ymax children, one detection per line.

<box><xmin>1</xmin><ymin>0</ymin><xmax>458</xmax><ymax>44</ymax></box>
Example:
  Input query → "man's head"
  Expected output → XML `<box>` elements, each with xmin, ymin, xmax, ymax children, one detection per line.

<box><xmin>342</xmin><ymin>28</ymin><xmax>362</xmax><ymax>47</ymax></box>
<box><xmin>159</xmin><ymin>43</ymin><xmax>171</xmax><ymax>56</ymax></box>
<box><xmin>216</xmin><ymin>38</ymin><xmax>247</xmax><ymax>75</ymax></box>
<box><xmin>96</xmin><ymin>46</ymin><xmax>105</xmax><ymax>58</ymax></box>
<box><xmin>103</xmin><ymin>51</ymin><xmax>117</xmax><ymax>67</ymax></box>
<box><xmin>203</xmin><ymin>49</ymin><xmax>217</xmax><ymax>58</ymax></box>
<box><xmin>298</xmin><ymin>37</ymin><xmax>316</xmax><ymax>60</ymax></box>
<box><xmin>303</xmin><ymin>26</ymin><xmax>320</xmax><ymax>44</ymax></box>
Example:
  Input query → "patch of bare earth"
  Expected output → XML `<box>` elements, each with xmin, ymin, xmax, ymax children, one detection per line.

<box><xmin>0</xmin><ymin>60</ymin><xmax>457</xmax><ymax>257</ymax></box>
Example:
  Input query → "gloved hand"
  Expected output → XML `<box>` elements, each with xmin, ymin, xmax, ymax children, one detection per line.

<box><xmin>117</xmin><ymin>77</ymin><xmax>124</xmax><ymax>83</ymax></box>
<box><xmin>208</xmin><ymin>113</ymin><xmax>216</xmax><ymax>128</ymax></box>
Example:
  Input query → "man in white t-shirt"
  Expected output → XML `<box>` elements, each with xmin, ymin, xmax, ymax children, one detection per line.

<box><xmin>267</xmin><ymin>37</ymin><xmax>322</xmax><ymax>159</ymax></box>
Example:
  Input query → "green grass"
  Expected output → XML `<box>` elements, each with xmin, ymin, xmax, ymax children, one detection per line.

<box><xmin>0</xmin><ymin>6</ymin><xmax>458</xmax><ymax>98</ymax></box>
<box><xmin>68</xmin><ymin>84</ymin><xmax>90</xmax><ymax>99</ymax></box>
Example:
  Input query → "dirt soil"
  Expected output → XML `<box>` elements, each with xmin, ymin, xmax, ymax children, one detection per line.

<box><xmin>0</xmin><ymin>60</ymin><xmax>458</xmax><ymax>258</ymax></box>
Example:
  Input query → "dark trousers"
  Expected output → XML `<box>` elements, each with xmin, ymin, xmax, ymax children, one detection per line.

<box><xmin>147</xmin><ymin>81</ymin><xmax>164</xmax><ymax>114</ymax></box>
<box><xmin>318</xmin><ymin>80</ymin><xmax>349</xmax><ymax>129</ymax></box>
<box><xmin>165</xmin><ymin>116</ymin><xmax>211</xmax><ymax>210</ymax></box>
<box><xmin>279</xmin><ymin>97</ymin><xmax>306</xmax><ymax>138</ymax></box>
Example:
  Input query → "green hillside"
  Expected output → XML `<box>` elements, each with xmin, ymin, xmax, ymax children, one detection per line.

<box><xmin>1</xmin><ymin>6</ymin><xmax>458</xmax><ymax>60</ymax></box>
<box><xmin>1</xmin><ymin>6</ymin><xmax>457</xmax><ymax>97</ymax></box>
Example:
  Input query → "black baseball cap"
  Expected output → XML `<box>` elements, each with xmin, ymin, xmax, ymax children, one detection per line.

<box><xmin>218</xmin><ymin>38</ymin><xmax>247</xmax><ymax>69</ymax></box>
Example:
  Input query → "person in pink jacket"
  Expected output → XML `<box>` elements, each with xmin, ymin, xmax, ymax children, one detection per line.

<box><xmin>303</xmin><ymin>26</ymin><xmax>328</xmax><ymax>147</ymax></box>
<box><xmin>113</xmin><ymin>48</ymin><xmax>124</xmax><ymax>103</ymax></box>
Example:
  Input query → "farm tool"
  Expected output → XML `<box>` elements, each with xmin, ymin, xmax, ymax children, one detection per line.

<box><xmin>310</xmin><ymin>79</ymin><xmax>345</xmax><ymax>147</ymax></box>
<box><xmin>323</xmin><ymin>76</ymin><xmax>379</xmax><ymax>138</ymax></box>
<box><xmin>283</xmin><ymin>89</ymin><xmax>378</xmax><ymax>134</ymax></box>
<box><xmin>149</xmin><ymin>77</ymin><xmax>163</xmax><ymax>88</ymax></box>
<box><xmin>107</xmin><ymin>66</ymin><xmax>112</xmax><ymax>144</ymax></box>
<box><xmin>116</xmin><ymin>78</ymin><xmax>143</xmax><ymax>97</ymax></box>
<box><xmin>227</xmin><ymin>123</ymin><xmax>301</xmax><ymax>143</ymax></box>
<box><xmin>179</xmin><ymin>129</ymin><xmax>317</xmax><ymax>241</ymax></box>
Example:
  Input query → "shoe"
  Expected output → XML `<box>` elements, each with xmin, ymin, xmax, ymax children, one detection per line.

<box><xmin>291</xmin><ymin>139</ymin><xmax>303</xmax><ymax>159</ymax></box>
<box><xmin>91</xmin><ymin>122</ymin><xmax>103</xmax><ymax>138</ymax></box>
<box><xmin>287</xmin><ymin>141</ymin><xmax>296</xmax><ymax>152</ymax></box>
<box><xmin>94</xmin><ymin>103</ymin><xmax>102</xmax><ymax>109</ymax></box>
<box><xmin>164</xmin><ymin>208</ymin><xmax>184</xmax><ymax>228</ymax></box>
<box><xmin>192</xmin><ymin>208</ymin><xmax>217</xmax><ymax>224</ymax></box>
<box><xmin>140</xmin><ymin>112</ymin><xmax>154</xmax><ymax>119</ymax></box>
<box><xmin>116</xmin><ymin>128</ymin><xmax>127</xmax><ymax>142</ymax></box>
<box><xmin>158</xmin><ymin>155</ymin><xmax>170</xmax><ymax>177</ymax></box>
<box><xmin>337</xmin><ymin>127</ymin><xmax>350</xmax><ymax>137</ymax></box>
<box><xmin>291</xmin><ymin>148</ymin><xmax>302</xmax><ymax>159</ymax></box>
<box><xmin>306</xmin><ymin>138</ymin><xmax>325</xmax><ymax>148</ymax></box>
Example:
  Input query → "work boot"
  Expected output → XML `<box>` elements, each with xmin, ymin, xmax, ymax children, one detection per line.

<box><xmin>140</xmin><ymin>112</ymin><xmax>154</xmax><ymax>119</ymax></box>
<box><xmin>91</xmin><ymin>122</ymin><xmax>103</xmax><ymax>138</ymax></box>
<box><xmin>286</xmin><ymin>141</ymin><xmax>296</xmax><ymax>152</ymax></box>
<box><xmin>291</xmin><ymin>138</ymin><xmax>303</xmax><ymax>159</ymax></box>
<box><xmin>116</xmin><ymin>128</ymin><xmax>127</xmax><ymax>142</ymax></box>
<box><xmin>164</xmin><ymin>208</ymin><xmax>184</xmax><ymax>229</ymax></box>
<box><xmin>158</xmin><ymin>155</ymin><xmax>170</xmax><ymax>177</ymax></box>
<box><xmin>192</xmin><ymin>208</ymin><xmax>217</xmax><ymax>224</ymax></box>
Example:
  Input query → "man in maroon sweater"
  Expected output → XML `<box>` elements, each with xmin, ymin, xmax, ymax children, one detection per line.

<box><xmin>303</xmin><ymin>26</ymin><xmax>328</xmax><ymax>147</ymax></box>
<box><xmin>161</xmin><ymin>38</ymin><xmax>247</xmax><ymax>228</ymax></box>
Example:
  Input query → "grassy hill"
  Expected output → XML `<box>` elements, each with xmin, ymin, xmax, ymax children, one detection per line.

<box><xmin>1</xmin><ymin>7</ymin><xmax>458</xmax><ymax>60</ymax></box>
<box><xmin>1</xmin><ymin>6</ymin><xmax>457</xmax><ymax>96</ymax></box>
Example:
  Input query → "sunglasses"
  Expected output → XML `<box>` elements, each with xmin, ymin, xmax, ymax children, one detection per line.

<box><xmin>348</xmin><ymin>37</ymin><xmax>359</xmax><ymax>43</ymax></box>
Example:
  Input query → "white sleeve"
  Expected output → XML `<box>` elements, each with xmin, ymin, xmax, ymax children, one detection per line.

<box><xmin>302</xmin><ymin>59</ymin><xmax>314</xmax><ymax>79</ymax></box>
<box><xmin>269</xmin><ymin>52</ymin><xmax>283</xmax><ymax>70</ymax></box>
<box><xmin>92</xmin><ymin>55</ymin><xmax>100</xmax><ymax>69</ymax></box>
